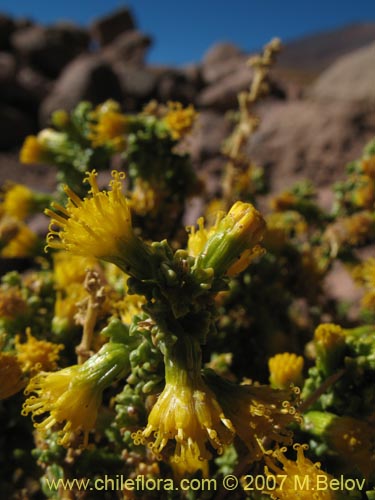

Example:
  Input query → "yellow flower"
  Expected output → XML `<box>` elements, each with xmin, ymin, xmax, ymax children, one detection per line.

<box><xmin>53</xmin><ymin>252</ymin><xmax>98</xmax><ymax>289</ymax></box>
<box><xmin>269</xmin><ymin>353</ymin><xmax>304</xmax><ymax>389</ymax></box>
<box><xmin>163</xmin><ymin>101</ymin><xmax>197</xmax><ymax>140</ymax></box>
<box><xmin>19</xmin><ymin>135</ymin><xmax>48</xmax><ymax>164</ymax></box>
<box><xmin>264</xmin><ymin>444</ymin><xmax>336</xmax><ymax>500</ymax></box>
<box><xmin>128</xmin><ymin>178</ymin><xmax>158</xmax><ymax>217</ymax></box>
<box><xmin>0</xmin><ymin>286</ymin><xmax>27</xmax><ymax>319</ymax></box>
<box><xmin>45</xmin><ymin>170</ymin><xmax>152</xmax><ymax>280</ymax></box>
<box><xmin>2</xmin><ymin>184</ymin><xmax>35</xmax><ymax>221</ymax></box>
<box><xmin>360</xmin><ymin>155</ymin><xmax>375</xmax><ymax>178</ymax></box>
<box><xmin>1</xmin><ymin>222</ymin><xmax>38</xmax><ymax>258</ymax></box>
<box><xmin>314</xmin><ymin>323</ymin><xmax>345</xmax><ymax>351</ymax></box>
<box><xmin>132</xmin><ymin>370</ymin><xmax>235</xmax><ymax>474</ymax></box>
<box><xmin>352</xmin><ymin>258</ymin><xmax>375</xmax><ymax>311</ymax></box>
<box><xmin>305</xmin><ymin>411</ymin><xmax>375</xmax><ymax>480</ymax></box>
<box><xmin>22</xmin><ymin>342</ymin><xmax>129</xmax><ymax>447</ymax></box>
<box><xmin>15</xmin><ymin>329</ymin><xmax>63</xmax><ymax>376</ymax></box>
<box><xmin>89</xmin><ymin>100</ymin><xmax>127</xmax><ymax>150</ymax></box>
<box><xmin>350</xmin><ymin>174</ymin><xmax>375</xmax><ymax>209</ymax></box>
<box><xmin>205</xmin><ymin>370</ymin><xmax>301</xmax><ymax>462</ymax></box>
<box><xmin>192</xmin><ymin>202</ymin><xmax>266</xmax><ymax>277</ymax></box>
<box><xmin>53</xmin><ymin>283</ymin><xmax>87</xmax><ymax>332</ymax></box>
<box><xmin>0</xmin><ymin>352</ymin><xmax>26</xmax><ymax>399</ymax></box>
<box><xmin>116</xmin><ymin>293</ymin><xmax>146</xmax><ymax>325</ymax></box>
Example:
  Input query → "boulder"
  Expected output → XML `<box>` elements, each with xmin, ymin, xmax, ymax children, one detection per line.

<box><xmin>0</xmin><ymin>105</ymin><xmax>35</xmax><ymax>150</ymax></box>
<box><xmin>201</xmin><ymin>42</ymin><xmax>248</xmax><ymax>84</ymax></box>
<box><xmin>246</xmin><ymin>100</ymin><xmax>375</xmax><ymax>191</ymax></box>
<box><xmin>39</xmin><ymin>54</ymin><xmax>123</xmax><ymax>124</ymax></box>
<box><xmin>102</xmin><ymin>30</ymin><xmax>152</xmax><ymax>67</ymax></box>
<box><xmin>90</xmin><ymin>7</ymin><xmax>136</xmax><ymax>47</ymax></box>
<box><xmin>0</xmin><ymin>14</ymin><xmax>16</xmax><ymax>50</ymax></box>
<box><xmin>11</xmin><ymin>23</ymin><xmax>90</xmax><ymax>77</ymax></box>
<box><xmin>196</xmin><ymin>64</ymin><xmax>254</xmax><ymax>110</ymax></box>
<box><xmin>113</xmin><ymin>63</ymin><xmax>158</xmax><ymax>110</ymax></box>
<box><xmin>309</xmin><ymin>42</ymin><xmax>375</xmax><ymax>108</ymax></box>
<box><xmin>0</xmin><ymin>52</ymin><xmax>17</xmax><ymax>89</ymax></box>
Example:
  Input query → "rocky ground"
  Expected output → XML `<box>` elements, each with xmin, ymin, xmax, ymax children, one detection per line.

<box><xmin>0</xmin><ymin>7</ymin><xmax>375</xmax><ymax>193</ymax></box>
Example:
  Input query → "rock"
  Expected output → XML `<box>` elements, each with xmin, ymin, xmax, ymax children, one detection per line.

<box><xmin>11</xmin><ymin>23</ymin><xmax>90</xmax><ymax>77</ymax></box>
<box><xmin>201</xmin><ymin>42</ymin><xmax>248</xmax><ymax>84</ymax></box>
<box><xmin>155</xmin><ymin>68</ymin><xmax>200</xmax><ymax>104</ymax></box>
<box><xmin>308</xmin><ymin>42</ymin><xmax>375</xmax><ymax>108</ymax></box>
<box><xmin>0</xmin><ymin>105</ymin><xmax>35</xmax><ymax>150</ymax></box>
<box><xmin>113</xmin><ymin>64</ymin><xmax>158</xmax><ymax>110</ymax></box>
<box><xmin>0</xmin><ymin>14</ymin><xmax>16</xmax><ymax>50</ymax></box>
<box><xmin>39</xmin><ymin>54</ymin><xmax>123</xmax><ymax>124</ymax></box>
<box><xmin>182</xmin><ymin>110</ymin><xmax>232</xmax><ymax>163</ymax></box>
<box><xmin>102</xmin><ymin>31</ymin><xmax>152</xmax><ymax>67</ymax></box>
<box><xmin>197</xmin><ymin>64</ymin><xmax>253</xmax><ymax>110</ymax></box>
<box><xmin>91</xmin><ymin>7</ymin><xmax>136</xmax><ymax>47</ymax></box>
<box><xmin>16</xmin><ymin>66</ymin><xmax>52</xmax><ymax>105</ymax></box>
<box><xmin>246</xmin><ymin>100</ymin><xmax>375</xmax><ymax>192</ymax></box>
<box><xmin>0</xmin><ymin>52</ymin><xmax>17</xmax><ymax>89</ymax></box>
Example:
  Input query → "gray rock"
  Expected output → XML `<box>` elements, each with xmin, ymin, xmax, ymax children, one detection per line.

<box><xmin>309</xmin><ymin>41</ymin><xmax>375</xmax><ymax>108</ymax></box>
<box><xmin>201</xmin><ymin>42</ymin><xmax>248</xmax><ymax>84</ymax></box>
<box><xmin>247</xmin><ymin>100</ymin><xmax>375</xmax><ymax>191</ymax></box>
<box><xmin>197</xmin><ymin>64</ymin><xmax>253</xmax><ymax>110</ymax></box>
<box><xmin>0</xmin><ymin>14</ymin><xmax>16</xmax><ymax>50</ymax></box>
<box><xmin>11</xmin><ymin>23</ymin><xmax>90</xmax><ymax>77</ymax></box>
<box><xmin>0</xmin><ymin>105</ymin><xmax>34</xmax><ymax>150</ymax></box>
<box><xmin>102</xmin><ymin>30</ymin><xmax>152</xmax><ymax>67</ymax></box>
<box><xmin>39</xmin><ymin>54</ymin><xmax>123</xmax><ymax>124</ymax></box>
<box><xmin>91</xmin><ymin>7</ymin><xmax>136</xmax><ymax>47</ymax></box>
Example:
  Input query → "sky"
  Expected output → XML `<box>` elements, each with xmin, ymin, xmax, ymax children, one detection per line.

<box><xmin>1</xmin><ymin>0</ymin><xmax>375</xmax><ymax>66</ymax></box>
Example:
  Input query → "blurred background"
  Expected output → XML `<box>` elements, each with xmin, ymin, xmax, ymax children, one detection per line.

<box><xmin>0</xmin><ymin>0</ymin><xmax>375</xmax><ymax>200</ymax></box>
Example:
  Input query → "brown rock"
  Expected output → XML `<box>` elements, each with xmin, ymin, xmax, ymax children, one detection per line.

<box><xmin>113</xmin><ymin>63</ymin><xmax>158</xmax><ymax>110</ymax></box>
<box><xmin>197</xmin><ymin>64</ymin><xmax>253</xmax><ymax>110</ymax></box>
<box><xmin>39</xmin><ymin>54</ymin><xmax>123</xmax><ymax>124</ymax></box>
<box><xmin>155</xmin><ymin>68</ymin><xmax>199</xmax><ymax>105</ymax></box>
<box><xmin>308</xmin><ymin>42</ymin><xmax>375</xmax><ymax>108</ymax></box>
<box><xmin>0</xmin><ymin>105</ymin><xmax>34</xmax><ymax>150</ymax></box>
<box><xmin>201</xmin><ymin>42</ymin><xmax>248</xmax><ymax>84</ymax></box>
<box><xmin>91</xmin><ymin>7</ymin><xmax>136</xmax><ymax>47</ymax></box>
<box><xmin>182</xmin><ymin>110</ymin><xmax>232</xmax><ymax>163</ymax></box>
<box><xmin>246</xmin><ymin>100</ymin><xmax>375</xmax><ymax>191</ymax></box>
<box><xmin>11</xmin><ymin>23</ymin><xmax>90</xmax><ymax>77</ymax></box>
<box><xmin>0</xmin><ymin>14</ymin><xmax>16</xmax><ymax>50</ymax></box>
<box><xmin>0</xmin><ymin>52</ymin><xmax>17</xmax><ymax>88</ymax></box>
<box><xmin>16</xmin><ymin>66</ymin><xmax>52</xmax><ymax>104</ymax></box>
<box><xmin>102</xmin><ymin>31</ymin><xmax>152</xmax><ymax>67</ymax></box>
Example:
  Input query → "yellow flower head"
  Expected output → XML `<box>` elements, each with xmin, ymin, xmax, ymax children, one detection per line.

<box><xmin>314</xmin><ymin>323</ymin><xmax>345</xmax><ymax>351</ymax></box>
<box><xmin>163</xmin><ymin>101</ymin><xmax>197</xmax><ymax>140</ymax></box>
<box><xmin>2</xmin><ymin>184</ymin><xmax>35</xmax><ymax>221</ymax></box>
<box><xmin>264</xmin><ymin>444</ymin><xmax>336</xmax><ymax>500</ymax></box>
<box><xmin>305</xmin><ymin>411</ymin><xmax>375</xmax><ymax>480</ymax></box>
<box><xmin>205</xmin><ymin>371</ymin><xmax>301</xmax><ymax>462</ymax></box>
<box><xmin>45</xmin><ymin>170</ymin><xmax>152</xmax><ymax>280</ymax></box>
<box><xmin>192</xmin><ymin>202</ymin><xmax>266</xmax><ymax>277</ymax></box>
<box><xmin>352</xmin><ymin>258</ymin><xmax>375</xmax><ymax>310</ymax></box>
<box><xmin>270</xmin><ymin>191</ymin><xmax>298</xmax><ymax>212</ymax></box>
<box><xmin>53</xmin><ymin>252</ymin><xmax>98</xmax><ymax>289</ymax></box>
<box><xmin>128</xmin><ymin>178</ymin><xmax>158</xmax><ymax>217</ymax></box>
<box><xmin>15</xmin><ymin>329</ymin><xmax>63</xmax><ymax>376</ymax></box>
<box><xmin>89</xmin><ymin>100</ymin><xmax>127</xmax><ymax>150</ymax></box>
<box><xmin>22</xmin><ymin>342</ymin><xmax>129</xmax><ymax>447</ymax></box>
<box><xmin>350</xmin><ymin>174</ymin><xmax>375</xmax><ymax>209</ymax></box>
<box><xmin>132</xmin><ymin>374</ymin><xmax>235</xmax><ymax>475</ymax></box>
<box><xmin>19</xmin><ymin>135</ymin><xmax>48</xmax><ymax>164</ymax></box>
<box><xmin>269</xmin><ymin>353</ymin><xmax>304</xmax><ymax>389</ymax></box>
<box><xmin>116</xmin><ymin>293</ymin><xmax>146</xmax><ymax>325</ymax></box>
<box><xmin>0</xmin><ymin>352</ymin><xmax>26</xmax><ymax>399</ymax></box>
<box><xmin>1</xmin><ymin>221</ymin><xmax>38</xmax><ymax>258</ymax></box>
<box><xmin>360</xmin><ymin>155</ymin><xmax>375</xmax><ymax>178</ymax></box>
<box><xmin>0</xmin><ymin>286</ymin><xmax>27</xmax><ymax>319</ymax></box>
